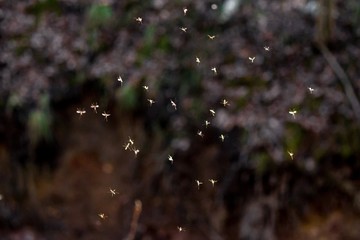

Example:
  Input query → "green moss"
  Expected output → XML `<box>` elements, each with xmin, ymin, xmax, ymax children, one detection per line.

<box><xmin>188</xmin><ymin>98</ymin><xmax>206</xmax><ymax>121</ymax></box>
<box><xmin>66</xmin><ymin>72</ymin><xmax>86</xmax><ymax>89</ymax></box>
<box><xmin>305</xmin><ymin>95</ymin><xmax>322</xmax><ymax>112</ymax></box>
<box><xmin>336</xmin><ymin>123</ymin><xmax>360</xmax><ymax>159</ymax></box>
<box><xmin>87</xmin><ymin>4</ymin><xmax>113</xmax><ymax>29</ymax></box>
<box><xmin>354</xmin><ymin>2</ymin><xmax>360</xmax><ymax>25</ymax></box>
<box><xmin>28</xmin><ymin>94</ymin><xmax>52</xmax><ymax>145</ymax></box>
<box><xmin>28</xmin><ymin>109</ymin><xmax>52</xmax><ymax>144</ymax></box>
<box><xmin>138</xmin><ymin>24</ymin><xmax>156</xmax><ymax>59</ymax></box>
<box><xmin>86</xmin><ymin>29</ymin><xmax>99</xmax><ymax>51</ymax></box>
<box><xmin>178</xmin><ymin>69</ymin><xmax>202</xmax><ymax>96</ymax></box>
<box><xmin>137</xmin><ymin>26</ymin><xmax>173</xmax><ymax>63</ymax></box>
<box><xmin>27</xmin><ymin>0</ymin><xmax>61</xmax><ymax>16</ymax></box>
<box><xmin>254</xmin><ymin>151</ymin><xmax>273</xmax><ymax>176</ymax></box>
<box><xmin>115</xmin><ymin>84</ymin><xmax>139</xmax><ymax>110</ymax></box>
<box><xmin>284</xmin><ymin>122</ymin><xmax>304</xmax><ymax>153</ymax></box>
<box><xmin>225</xmin><ymin>76</ymin><xmax>267</xmax><ymax>92</ymax></box>
<box><xmin>234</xmin><ymin>94</ymin><xmax>249</xmax><ymax>109</ymax></box>
<box><xmin>157</xmin><ymin>35</ymin><xmax>171</xmax><ymax>52</ymax></box>
<box><xmin>15</xmin><ymin>45</ymin><xmax>29</xmax><ymax>56</ymax></box>
<box><xmin>85</xmin><ymin>3</ymin><xmax>113</xmax><ymax>51</ymax></box>
<box><xmin>6</xmin><ymin>94</ymin><xmax>23</xmax><ymax>111</ymax></box>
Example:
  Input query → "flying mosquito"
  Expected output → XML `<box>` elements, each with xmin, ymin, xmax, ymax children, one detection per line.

<box><xmin>90</xmin><ymin>103</ymin><xmax>99</xmax><ymax>113</ymax></box>
<box><xmin>249</xmin><ymin>57</ymin><xmax>256</xmax><ymax>63</ymax></box>
<box><xmin>135</xmin><ymin>17</ymin><xmax>142</xmax><ymax>23</ymax></box>
<box><xmin>195</xmin><ymin>180</ymin><xmax>203</xmax><ymax>189</ymax></box>
<box><xmin>209</xmin><ymin>179</ymin><xmax>217</xmax><ymax>187</ymax></box>
<box><xmin>170</xmin><ymin>100</ymin><xmax>177</xmax><ymax>110</ymax></box>
<box><xmin>109</xmin><ymin>188</ymin><xmax>117</xmax><ymax>197</ymax></box>
<box><xmin>76</xmin><ymin>108</ymin><xmax>86</xmax><ymax>117</ymax></box>
<box><xmin>102</xmin><ymin>112</ymin><xmax>111</xmax><ymax>121</ymax></box>
<box><xmin>211</xmin><ymin>67</ymin><xmax>217</xmax><ymax>74</ymax></box>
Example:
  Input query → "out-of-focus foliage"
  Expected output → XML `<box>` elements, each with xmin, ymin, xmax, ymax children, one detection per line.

<box><xmin>28</xmin><ymin>94</ymin><xmax>52</xmax><ymax>145</ymax></box>
<box><xmin>87</xmin><ymin>3</ymin><xmax>113</xmax><ymax>28</ymax></box>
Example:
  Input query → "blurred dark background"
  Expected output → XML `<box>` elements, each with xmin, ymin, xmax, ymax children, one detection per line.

<box><xmin>1</xmin><ymin>0</ymin><xmax>360</xmax><ymax>239</ymax></box>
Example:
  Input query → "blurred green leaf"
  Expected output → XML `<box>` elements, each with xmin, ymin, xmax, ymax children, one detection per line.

<box><xmin>284</xmin><ymin>123</ymin><xmax>304</xmax><ymax>152</ymax></box>
<box><xmin>6</xmin><ymin>94</ymin><xmax>23</xmax><ymax>111</ymax></box>
<box><xmin>28</xmin><ymin>109</ymin><xmax>52</xmax><ymax>145</ymax></box>
<box><xmin>138</xmin><ymin>24</ymin><xmax>156</xmax><ymax>59</ymax></box>
<box><xmin>116</xmin><ymin>84</ymin><xmax>139</xmax><ymax>110</ymax></box>
<box><xmin>28</xmin><ymin>94</ymin><xmax>52</xmax><ymax>145</ymax></box>
<box><xmin>87</xmin><ymin>4</ymin><xmax>113</xmax><ymax>28</ymax></box>
<box><xmin>27</xmin><ymin>0</ymin><xmax>60</xmax><ymax>16</ymax></box>
<box><xmin>255</xmin><ymin>152</ymin><xmax>273</xmax><ymax>176</ymax></box>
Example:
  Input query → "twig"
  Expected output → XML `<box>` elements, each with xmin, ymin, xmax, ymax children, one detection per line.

<box><xmin>125</xmin><ymin>200</ymin><xmax>142</xmax><ymax>240</ymax></box>
<box><xmin>318</xmin><ymin>43</ymin><xmax>360</xmax><ymax>121</ymax></box>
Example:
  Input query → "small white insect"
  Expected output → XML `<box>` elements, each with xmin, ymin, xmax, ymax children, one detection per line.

<box><xmin>128</xmin><ymin>137</ymin><xmax>134</xmax><ymax>146</ymax></box>
<box><xmin>211</xmin><ymin>67</ymin><xmax>217</xmax><ymax>74</ymax></box>
<box><xmin>90</xmin><ymin>103</ymin><xmax>99</xmax><ymax>113</ymax></box>
<box><xmin>221</xmin><ymin>99</ymin><xmax>229</xmax><ymax>107</ymax></box>
<box><xmin>249</xmin><ymin>57</ymin><xmax>256</xmax><ymax>63</ymax></box>
<box><xmin>288</xmin><ymin>151</ymin><xmax>294</xmax><ymax>160</ymax></box>
<box><xmin>147</xmin><ymin>99</ymin><xmax>155</xmax><ymax>106</ymax></box>
<box><xmin>264</xmin><ymin>46</ymin><xmax>270</xmax><ymax>51</ymax></box>
<box><xmin>196</xmin><ymin>57</ymin><xmax>200</xmax><ymax>64</ymax></box>
<box><xmin>195</xmin><ymin>180</ymin><xmax>203</xmax><ymax>189</ymax></box>
<box><xmin>183</xmin><ymin>7</ymin><xmax>188</xmax><ymax>15</ymax></box>
<box><xmin>219</xmin><ymin>134</ymin><xmax>225</xmax><ymax>142</ymax></box>
<box><xmin>143</xmin><ymin>85</ymin><xmax>149</xmax><ymax>91</ymax></box>
<box><xmin>209</xmin><ymin>109</ymin><xmax>216</xmax><ymax>117</ymax></box>
<box><xmin>117</xmin><ymin>75</ymin><xmax>123</xmax><ymax>85</ymax></box>
<box><xmin>177</xmin><ymin>226</ymin><xmax>185</xmax><ymax>232</ymax></box>
<box><xmin>209</xmin><ymin>179</ymin><xmax>217</xmax><ymax>187</ymax></box>
<box><xmin>109</xmin><ymin>188</ymin><xmax>117</xmax><ymax>197</ymax></box>
<box><xmin>98</xmin><ymin>213</ymin><xmax>107</xmax><ymax>219</ymax></box>
<box><xmin>168</xmin><ymin>155</ymin><xmax>174</xmax><ymax>164</ymax></box>
<box><xmin>133</xmin><ymin>149</ymin><xmax>140</xmax><ymax>156</ymax></box>
<box><xmin>308</xmin><ymin>87</ymin><xmax>315</xmax><ymax>94</ymax></box>
<box><xmin>289</xmin><ymin>110</ymin><xmax>297</xmax><ymax>119</ymax></box>
<box><xmin>205</xmin><ymin>120</ymin><xmax>210</xmax><ymax>127</ymax></box>
<box><xmin>135</xmin><ymin>17</ymin><xmax>142</xmax><ymax>23</ymax></box>
<box><xmin>76</xmin><ymin>108</ymin><xmax>86</xmax><ymax>116</ymax></box>
<box><xmin>208</xmin><ymin>35</ymin><xmax>216</xmax><ymax>40</ymax></box>
<box><xmin>123</xmin><ymin>142</ymin><xmax>130</xmax><ymax>151</ymax></box>
<box><xmin>180</xmin><ymin>27</ymin><xmax>187</xmax><ymax>32</ymax></box>
<box><xmin>197</xmin><ymin>130</ymin><xmax>204</xmax><ymax>137</ymax></box>
<box><xmin>170</xmin><ymin>100</ymin><xmax>177</xmax><ymax>110</ymax></box>
<box><xmin>102</xmin><ymin>112</ymin><xmax>111</xmax><ymax>121</ymax></box>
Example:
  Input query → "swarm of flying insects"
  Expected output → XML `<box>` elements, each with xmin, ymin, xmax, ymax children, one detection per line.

<box><xmin>3</xmin><ymin>0</ymin><xmax>355</xmax><ymax>239</ymax></box>
<box><xmin>61</xmin><ymin>4</ymin><xmax>335</xmax><ymax>240</ymax></box>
